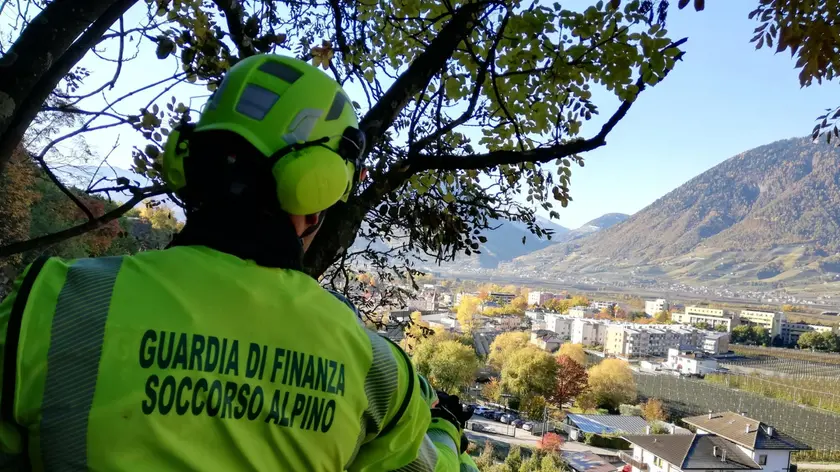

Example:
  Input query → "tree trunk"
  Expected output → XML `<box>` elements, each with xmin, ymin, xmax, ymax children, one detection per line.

<box><xmin>0</xmin><ymin>0</ymin><xmax>137</xmax><ymax>172</ymax></box>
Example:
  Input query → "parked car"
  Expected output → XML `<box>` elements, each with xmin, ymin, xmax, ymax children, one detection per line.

<box><xmin>511</xmin><ymin>419</ymin><xmax>525</xmax><ymax>428</ymax></box>
<box><xmin>474</xmin><ymin>407</ymin><xmax>489</xmax><ymax>416</ymax></box>
<box><xmin>522</xmin><ymin>422</ymin><xmax>534</xmax><ymax>431</ymax></box>
<box><xmin>500</xmin><ymin>414</ymin><xmax>517</xmax><ymax>424</ymax></box>
<box><xmin>488</xmin><ymin>411</ymin><xmax>503</xmax><ymax>421</ymax></box>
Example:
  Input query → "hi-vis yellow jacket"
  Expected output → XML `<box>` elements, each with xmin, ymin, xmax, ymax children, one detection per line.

<box><xmin>0</xmin><ymin>246</ymin><xmax>474</xmax><ymax>471</ymax></box>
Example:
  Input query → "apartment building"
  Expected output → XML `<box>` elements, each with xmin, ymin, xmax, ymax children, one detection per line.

<box><xmin>489</xmin><ymin>292</ymin><xmax>516</xmax><ymax>304</ymax></box>
<box><xmin>702</xmin><ymin>332</ymin><xmax>731</xmax><ymax>355</ymax></box>
<box><xmin>544</xmin><ymin>314</ymin><xmax>573</xmax><ymax>340</ymax></box>
<box><xmin>645</xmin><ymin>299</ymin><xmax>670</xmax><ymax>317</ymax></box>
<box><xmin>739</xmin><ymin>310</ymin><xmax>785</xmax><ymax>337</ymax></box>
<box><xmin>665</xmin><ymin>348</ymin><xmax>719</xmax><ymax>375</ymax></box>
<box><xmin>571</xmin><ymin>319</ymin><xmax>607</xmax><ymax>346</ymax></box>
<box><xmin>528</xmin><ymin>291</ymin><xmax>556</xmax><ymax>306</ymax></box>
<box><xmin>568</xmin><ymin>306</ymin><xmax>589</xmax><ymax>318</ymax></box>
<box><xmin>780</xmin><ymin>321</ymin><xmax>835</xmax><ymax>345</ymax></box>
<box><xmin>646</xmin><ymin>328</ymin><xmax>669</xmax><ymax>356</ymax></box>
<box><xmin>605</xmin><ymin>326</ymin><xmax>651</xmax><ymax>358</ymax></box>
<box><xmin>671</xmin><ymin>306</ymin><xmax>736</xmax><ymax>332</ymax></box>
<box><xmin>591</xmin><ymin>300</ymin><xmax>617</xmax><ymax>311</ymax></box>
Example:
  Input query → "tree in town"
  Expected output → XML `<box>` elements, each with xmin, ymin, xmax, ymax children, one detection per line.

<box><xmin>473</xmin><ymin>441</ymin><xmax>495</xmax><ymax>470</ymax></box>
<box><xmin>557</xmin><ymin>343</ymin><xmax>588</xmax><ymax>366</ymax></box>
<box><xmin>543</xmin><ymin>298</ymin><xmax>572</xmax><ymax>314</ymax></box>
<box><xmin>510</xmin><ymin>295</ymin><xmax>529</xmax><ymax>314</ymax></box>
<box><xmin>537</xmin><ymin>432</ymin><xmax>564</xmax><ymax>452</ymax></box>
<box><xmin>570</xmin><ymin>296</ymin><xmax>591</xmax><ymax>308</ymax></box>
<box><xmin>575</xmin><ymin>389</ymin><xmax>599</xmax><ymax>412</ymax></box>
<box><xmin>401</xmin><ymin>311</ymin><xmax>432</xmax><ymax>353</ymax></box>
<box><xmin>641</xmin><ymin>398</ymin><xmax>667</xmax><ymax>422</ymax></box>
<box><xmin>488</xmin><ymin>331</ymin><xmax>530</xmax><ymax>371</ymax></box>
<box><xmin>482</xmin><ymin>377</ymin><xmax>503</xmax><ymax>403</ymax></box>
<box><xmin>521</xmin><ymin>394</ymin><xmax>549</xmax><ymax>422</ymax></box>
<box><xmin>501</xmin><ymin>346</ymin><xmax>558</xmax><ymax>399</ymax></box>
<box><xmin>614</xmin><ymin>307</ymin><xmax>628</xmax><ymax>319</ymax></box>
<box><xmin>750</xmin><ymin>325</ymin><xmax>771</xmax><ymax>346</ymax></box>
<box><xmin>655</xmin><ymin>311</ymin><xmax>670</xmax><ymax>323</ymax></box>
<box><xmin>505</xmin><ymin>445</ymin><xmax>523</xmax><ymax>472</ymax></box>
<box><xmin>715</xmin><ymin>324</ymin><xmax>728</xmax><ymax>333</ymax></box>
<box><xmin>413</xmin><ymin>338</ymin><xmax>479</xmax><ymax>394</ymax></box>
<box><xmin>587</xmin><ymin>358</ymin><xmax>637</xmax><ymax>411</ymax></box>
<box><xmin>457</xmin><ymin>295</ymin><xmax>482</xmax><ymax>335</ymax></box>
<box><xmin>551</xmin><ymin>355</ymin><xmax>589</xmax><ymax>409</ymax></box>
<box><xmin>731</xmin><ymin>324</ymin><xmax>752</xmax><ymax>344</ymax></box>
<box><xmin>539</xmin><ymin>452</ymin><xmax>564</xmax><ymax>472</ymax></box>
<box><xmin>819</xmin><ymin>331</ymin><xmax>840</xmax><ymax>352</ymax></box>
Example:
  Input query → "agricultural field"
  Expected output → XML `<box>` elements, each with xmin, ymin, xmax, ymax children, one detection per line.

<box><xmin>731</xmin><ymin>345</ymin><xmax>840</xmax><ymax>366</ymax></box>
<box><xmin>705</xmin><ymin>373</ymin><xmax>840</xmax><ymax>413</ymax></box>
<box><xmin>635</xmin><ymin>373</ymin><xmax>840</xmax><ymax>451</ymax></box>
<box><xmin>720</xmin><ymin>355</ymin><xmax>840</xmax><ymax>378</ymax></box>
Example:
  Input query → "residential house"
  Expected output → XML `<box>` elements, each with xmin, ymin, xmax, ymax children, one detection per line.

<box><xmin>682</xmin><ymin>412</ymin><xmax>810</xmax><ymax>472</ymax></box>
<box><xmin>591</xmin><ymin>301</ymin><xmax>618</xmax><ymax>311</ymax></box>
<box><xmin>622</xmin><ymin>433</ymin><xmax>763</xmax><ymax>472</ymax></box>
<box><xmin>565</xmin><ymin>413</ymin><xmax>648</xmax><ymax>442</ymax></box>
<box><xmin>665</xmin><ymin>348</ymin><xmax>719</xmax><ymax>375</ymax></box>
<box><xmin>645</xmin><ymin>299</ymin><xmax>670</xmax><ymax>317</ymax></box>
<box><xmin>572</xmin><ymin>319</ymin><xmax>607</xmax><ymax>346</ymax></box>
<box><xmin>780</xmin><ymin>321</ymin><xmax>835</xmax><ymax>345</ymax></box>
<box><xmin>529</xmin><ymin>291</ymin><xmax>557</xmax><ymax>306</ymax></box>
<box><xmin>545</xmin><ymin>314</ymin><xmax>573</xmax><ymax>340</ymax></box>
<box><xmin>702</xmin><ymin>332</ymin><xmax>730</xmax><ymax>355</ymax></box>
<box><xmin>531</xmin><ymin>329</ymin><xmax>563</xmax><ymax>352</ymax></box>
<box><xmin>739</xmin><ymin>310</ymin><xmax>785</xmax><ymax>337</ymax></box>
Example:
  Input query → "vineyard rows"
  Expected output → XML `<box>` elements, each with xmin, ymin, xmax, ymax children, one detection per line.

<box><xmin>721</xmin><ymin>355</ymin><xmax>840</xmax><ymax>378</ymax></box>
<box><xmin>635</xmin><ymin>373</ymin><xmax>840</xmax><ymax>451</ymax></box>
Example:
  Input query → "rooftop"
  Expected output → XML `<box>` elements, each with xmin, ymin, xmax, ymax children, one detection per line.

<box><xmin>682</xmin><ymin>412</ymin><xmax>810</xmax><ymax>451</ymax></box>
<box><xmin>623</xmin><ymin>434</ymin><xmax>761</xmax><ymax>470</ymax></box>
<box><xmin>566</xmin><ymin>414</ymin><xmax>649</xmax><ymax>435</ymax></box>
<box><xmin>561</xmin><ymin>451</ymin><xmax>618</xmax><ymax>472</ymax></box>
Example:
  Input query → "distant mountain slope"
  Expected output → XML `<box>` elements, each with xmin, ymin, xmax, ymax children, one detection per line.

<box><xmin>506</xmin><ymin>138</ymin><xmax>840</xmax><ymax>287</ymax></box>
<box><xmin>561</xmin><ymin>213</ymin><xmax>629</xmax><ymax>241</ymax></box>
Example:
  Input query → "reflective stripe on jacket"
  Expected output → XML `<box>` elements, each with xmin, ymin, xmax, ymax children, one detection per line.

<box><xmin>0</xmin><ymin>246</ymin><xmax>461</xmax><ymax>471</ymax></box>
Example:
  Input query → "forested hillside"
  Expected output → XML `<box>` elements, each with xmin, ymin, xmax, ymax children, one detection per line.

<box><xmin>0</xmin><ymin>149</ymin><xmax>181</xmax><ymax>293</ymax></box>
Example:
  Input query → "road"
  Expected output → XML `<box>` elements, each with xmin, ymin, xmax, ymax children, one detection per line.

<box><xmin>466</xmin><ymin>415</ymin><xmax>622</xmax><ymax>458</ymax></box>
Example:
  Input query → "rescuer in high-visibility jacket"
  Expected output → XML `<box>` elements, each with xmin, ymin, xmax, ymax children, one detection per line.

<box><xmin>0</xmin><ymin>54</ymin><xmax>478</xmax><ymax>471</ymax></box>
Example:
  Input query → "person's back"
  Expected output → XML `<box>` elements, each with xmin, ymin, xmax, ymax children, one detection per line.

<box><xmin>0</xmin><ymin>54</ymin><xmax>476</xmax><ymax>471</ymax></box>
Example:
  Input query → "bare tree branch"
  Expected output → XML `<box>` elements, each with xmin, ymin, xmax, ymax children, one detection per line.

<box><xmin>0</xmin><ymin>0</ymin><xmax>137</xmax><ymax>171</ymax></box>
<box><xmin>0</xmin><ymin>186</ymin><xmax>167</xmax><ymax>259</ymax></box>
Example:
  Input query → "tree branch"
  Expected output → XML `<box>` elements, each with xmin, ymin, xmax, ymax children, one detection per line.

<box><xmin>0</xmin><ymin>0</ymin><xmax>136</xmax><ymax>171</ymax></box>
<box><xmin>0</xmin><ymin>187</ymin><xmax>167</xmax><ymax>259</ymax></box>
<box><xmin>410</xmin><ymin>10</ymin><xmax>508</xmax><ymax>153</ymax></box>
<box><xmin>211</xmin><ymin>0</ymin><xmax>255</xmax><ymax>59</ymax></box>
<box><xmin>359</xmin><ymin>1</ymin><xmax>487</xmax><ymax>153</ymax></box>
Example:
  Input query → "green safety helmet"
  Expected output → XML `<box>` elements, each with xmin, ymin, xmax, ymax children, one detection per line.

<box><xmin>161</xmin><ymin>54</ymin><xmax>366</xmax><ymax>215</ymax></box>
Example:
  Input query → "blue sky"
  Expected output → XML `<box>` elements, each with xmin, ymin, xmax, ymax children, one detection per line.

<box><xmin>552</xmin><ymin>1</ymin><xmax>837</xmax><ymax>228</ymax></box>
<box><xmin>16</xmin><ymin>1</ymin><xmax>838</xmax><ymax>229</ymax></box>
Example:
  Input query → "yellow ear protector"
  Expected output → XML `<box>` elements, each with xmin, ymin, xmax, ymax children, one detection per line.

<box><xmin>161</xmin><ymin>123</ymin><xmax>367</xmax><ymax>216</ymax></box>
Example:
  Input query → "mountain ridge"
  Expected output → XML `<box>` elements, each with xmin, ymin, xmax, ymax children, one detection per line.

<box><xmin>504</xmin><ymin>137</ymin><xmax>840</xmax><ymax>289</ymax></box>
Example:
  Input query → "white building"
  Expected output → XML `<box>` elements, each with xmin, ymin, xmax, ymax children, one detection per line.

<box><xmin>568</xmin><ymin>306</ymin><xmax>589</xmax><ymax>318</ymax></box>
<box><xmin>624</xmin><ymin>412</ymin><xmax>809</xmax><ymax>472</ymax></box>
<box><xmin>528</xmin><ymin>291</ymin><xmax>556</xmax><ymax>306</ymax></box>
<box><xmin>645</xmin><ymin>299</ymin><xmax>670</xmax><ymax>317</ymax></box>
<box><xmin>545</xmin><ymin>314</ymin><xmax>573</xmax><ymax>340</ymax></box>
<box><xmin>739</xmin><ymin>310</ymin><xmax>785</xmax><ymax>337</ymax></box>
<box><xmin>605</xmin><ymin>326</ymin><xmax>650</xmax><ymax>358</ymax></box>
<box><xmin>672</xmin><ymin>306</ymin><xmax>736</xmax><ymax>332</ymax></box>
<box><xmin>665</xmin><ymin>348</ymin><xmax>719</xmax><ymax>375</ymax></box>
<box><xmin>571</xmin><ymin>319</ymin><xmax>607</xmax><ymax>346</ymax></box>
<box><xmin>530</xmin><ymin>329</ymin><xmax>563</xmax><ymax>352</ymax></box>
<box><xmin>780</xmin><ymin>320</ymin><xmax>835</xmax><ymax>345</ymax></box>
<box><xmin>702</xmin><ymin>332</ymin><xmax>730</xmax><ymax>355</ymax></box>
<box><xmin>590</xmin><ymin>300</ymin><xmax>617</xmax><ymax>311</ymax></box>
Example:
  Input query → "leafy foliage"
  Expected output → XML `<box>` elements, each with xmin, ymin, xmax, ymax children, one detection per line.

<box><xmin>457</xmin><ymin>294</ymin><xmax>482</xmax><ymax>334</ymax></box>
<box><xmin>557</xmin><ymin>343</ymin><xmax>588</xmax><ymax>366</ymax></box>
<box><xmin>587</xmin><ymin>358</ymin><xmax>636</xmax><ymax>411</ymax></box>
<box><xmin>551</xmin><ymin>355</ymin><xmax>589</xmax><ymax>408</ymax></box>
<box><xmin>488</xmin><ymin>331</ymin><xmax>531</xmax><ymax>371</ymax></box>
<box><xmin>640</xmin><ymin>398</ymin><xmax>667</xmax><ymax>422</ymax></box>
<box><xmin>501</xmin><ymin>346</ymin><xmax>558</xmax><ymax>398</ymax></box>
<box><xmin>798</xmin><ymin>331</ymin><xmax>840</xmax><ymax>352</ymax></box>
<box><xmin>413</xmin><ymin>336</ymin><xmax>479</xmax><ymax>394</ymax></box>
